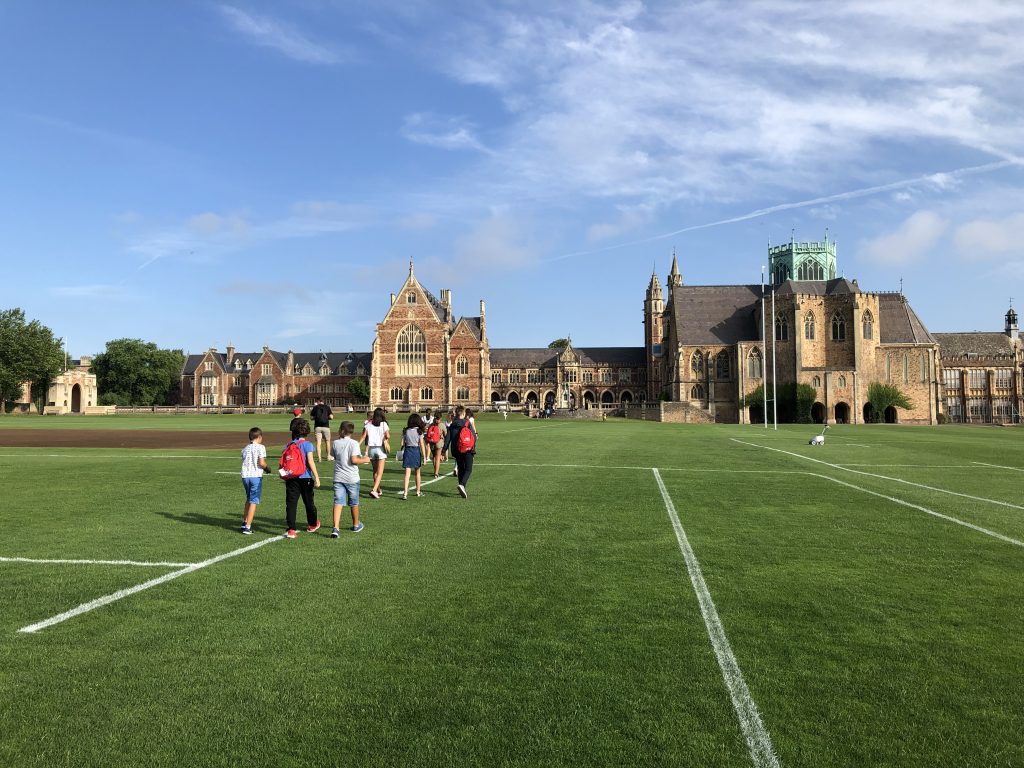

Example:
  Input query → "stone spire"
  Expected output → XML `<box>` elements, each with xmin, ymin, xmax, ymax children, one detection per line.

<box><xmin>668</xmin><ymin>248</ymin><xmax>683</xmax><ymax>287</ymax></box>
<box><xmin>646</xmin><ymin>266</ymin><xmax>663</xmax><ymax>302</ymax></box>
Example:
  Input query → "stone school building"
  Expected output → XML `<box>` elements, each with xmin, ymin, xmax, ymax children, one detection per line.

<box><xmin>181</xmin><ymin>247</ymin><xmax>1023</xmax><ymax>425</ymax></box>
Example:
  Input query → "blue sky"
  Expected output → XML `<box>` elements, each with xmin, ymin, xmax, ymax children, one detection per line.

<box><xmin>3</xmin><ymin>1</ymin><xmax>1023</xmax><ymax>357</ymax></box>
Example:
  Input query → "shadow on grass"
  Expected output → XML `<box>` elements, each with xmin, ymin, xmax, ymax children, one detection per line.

<box><xmin>155</xmin><ymin>509</ymin><xmax>282</xmax><ymax>535</ymax></box>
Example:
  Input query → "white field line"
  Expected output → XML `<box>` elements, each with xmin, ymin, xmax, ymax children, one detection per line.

<box><xmin>835</xmin><ymin>464</ymin><xmax>974</xmax><ymax>469</ymax></box>
<box><xmin>0</xmin><ymin>556</ymin><xmax>195</xmax><ymax>567</ymax></box>
<box><xmin>652</xmin><ymin>468</ymin><xmax>780</xmax><ymax>768</ymax></box>
<box><xmin>477</xmin><ymin>462</ymin><xmax>803</xmax><ymax>474</ymax></box>
<box><xmin>0</xmin><ymin>454</ymin><xmax>237</xmax><ymax>460</ymax></box>
<box><xmin>18</xmin><ymin>536</ymin><xmax>284</xmax><ymax>634</ymax></box>
<box><xmin>732</xmin><ymin>439</ymin><xmax>1024</xmax><ymax>511</ymax></box>
<box><xmin>805</xmin><ymin>472</ymin><xmax>1024</xmax><ymax>549</ymax></box>
<box><xmin>973</xmin><ymin>461</ymin><xmax>1024</xmax><ymax>473</ymax></box>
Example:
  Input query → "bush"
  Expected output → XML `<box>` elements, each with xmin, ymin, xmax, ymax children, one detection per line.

<box><xmin>867</xmin><ymin>382</ymin><xmax>912</xmax><ymax>422</ymax></box>
<box><xmin>936</xmin><ymin>412</ymin><xmax>948</xmax><ymax>424</ymax></box>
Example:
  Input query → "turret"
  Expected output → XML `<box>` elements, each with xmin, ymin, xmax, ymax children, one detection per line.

<box><xmin>668</xmin><ymin>251</ymin><xmax>683</xmax><ymax>288</ymax></box>
<box><xmin>1007</xmin><ymin>305</ymin><xmax>1019</xmax><ymax>341</ymax></box>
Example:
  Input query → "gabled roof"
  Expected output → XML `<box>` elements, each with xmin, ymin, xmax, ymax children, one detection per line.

<box><xmin>490</xmin><ymin>348</ymin><xmax>557</xmax><ymax>367</ymax></box>
<box><xmin>774</xmin><ymin>278</ymin><xmax>860</xmax><ymax>296</ymax></box>
<box><xmin>182</xmin><ymin>351</ymin><xmax>372</xmax><ymax>376</ymax></box>
<box><xmin>934</xmin><ymin>332</ymin><xmax>1017</xmax><ymax>358</ymax></box>
<box><xmin>455</xmin><ymin>316</ymin><xmax>483</xmax><ymax>341</ymax></box>
<box><xmin>878</xmin><ymin>294</ymin><xmax>936</xmax><ymax>344</ymax></box>
<box><xmin>672</xmin><ymin>285</ymin><xmax>762</xmax><ymax>345</ymax></box>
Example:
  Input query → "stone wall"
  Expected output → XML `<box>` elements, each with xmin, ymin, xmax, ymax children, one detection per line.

<box><xmin>622</xmin><ymin>401</ymin><xmax>716</xmax><ymax>424</ymax></box>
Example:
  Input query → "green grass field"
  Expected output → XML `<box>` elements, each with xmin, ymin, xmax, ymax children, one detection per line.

<box><xmin>1</xmin><ymin>415</ymin><xmax>1022</xmax><ymax>767</ymax></box>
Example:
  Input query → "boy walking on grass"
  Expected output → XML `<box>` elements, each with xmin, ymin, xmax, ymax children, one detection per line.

<box><xmin>240</xmin><ymin>427</ymin><xmax>269</xmax><ymax>535</ymax></box>
<box><xmin>331</xmin><ymin>421</ymin><xmax>370</xmax><ymax>536</ymax></box>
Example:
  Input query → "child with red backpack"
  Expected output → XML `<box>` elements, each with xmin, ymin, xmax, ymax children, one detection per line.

<box><xmin>445</xmin><ymin>405</ymin><xmax>476</xmax><ymax>499</ymax></box>
<box><xmin>426</xmin><ymin>408</ymin><xmax>445</xmax><ymax>478</ymax></box>
<box><xmin>279</xmin><ymin>418</ymin><xmax>320</xmax><ymax>538</ymax></box>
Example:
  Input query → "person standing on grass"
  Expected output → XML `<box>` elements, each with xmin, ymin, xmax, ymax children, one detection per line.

<box><xmin>240</xmin><ymin>427</ymin><xmax>269</xmax><ymax>535</ymax></box>
<box><xmin>399</xmin><ymin>413</ymin><xmax>427</xmax><ymax>500</ymax></box>
<box><xmin>331</xmin><ymin>421</ymin><xmax>370</xmax><ymax>536</ymax></box>
<box><xmin>282</xmin><ymin>418</ymin><xmax>320</xmax><ymax>538</ymax></box>
<box><xmin>310</xmin><ymin>397</ymin><xmax>334</xmax><ymax>462</ymax></box>
<box><xmin>427</xmin><ymin>408</ymin><xmax>445</xmax><ymax>478</ymax></box>
<box><xmin>359</xmin><ymin>407</ymin><xmax>390</xmax><ymax>499</ymax></box>
<box><xmin>445</xmin><ymin>405</ymin><xmax>476</xmax><ymax>499</ymax></box>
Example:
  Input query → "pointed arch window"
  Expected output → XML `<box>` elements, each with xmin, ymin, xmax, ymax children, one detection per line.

<box><xmin>831</xmin><ymin>311</ymin><xmax>846</xmax><ymax>341</ymax></box>
<box><xmin>690</xmin><ymin>384</ymin><xmax>705</xmax><ymax>400</ymax></box>
<box><xmin>804</xmin><ymin>312</ymin><xmax>816</xmax><ymax>340</ymax></box>
<box><xmin>715</xmin><ymin>350</ymin><xmax>730</xmax><ymax>380</ymax></box>
<box><xmin>797</xmin><ymin>261</ymin><xmax>824</xmax><ymax>280</ymax></box>
<box><xmin>775</xmin><ymin>314</ymin><xmax>788</xmax><ymax>341</ymax></box>
<box><xmin>837</xmin><ymin>374</ymin><xmax>847</xmax><ymax>388</ymax></box>
<box><xmin>456</xmin><ymin>355</ymin><xmax>469</xmax><ymax>376</ymax></box>
<box><xmin>420</xmin><ymin>387</ymin><xmax>434</xmax><ymax>400</ymax></box>
<box><xmin>812</xmin><ymin>375</ymin><xmax>821</xmax><ymax>388</ymax></box>
<box><xmin>390</xmin><ymin>387</ymin><xmax>403</xmax><ymax>400</ymax></box>
<box><xmin>396</xmin><ymin>324</ymin><xmax>426</xmax><ymax>376</ymax></box>
<box><xmin>747</xmin><ymin>348</ymin><xmax>763</xmax><ymax>379</ymax></box>
<box><xmin>456</xmin><ymin>386</ymin><xmax>470</xmax><ymax>400</ymax></box>
<box><xmin>862</xmin><ymin>310</ymin><xmax>874</xmax><ymax>340</ymax></box>
<box><xmin>691</xmin><ymin>351</ymin><xmax>704</xmax><ymax>376</ymax></box>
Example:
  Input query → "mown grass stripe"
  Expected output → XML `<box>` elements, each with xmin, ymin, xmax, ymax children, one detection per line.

<box><xmin>18</xmin><ymin>536</ymin><xmax>284</xmax><ymax>634</ymax></box>
<box><xmin>0</xmin><ymin>556</ymin><xmax>194</xmax><ymax>568</ymax></box>
<box><xmin>653</xmin><ymin>468</ymin><xmax>781</xmax><ymax>768</ymax></box>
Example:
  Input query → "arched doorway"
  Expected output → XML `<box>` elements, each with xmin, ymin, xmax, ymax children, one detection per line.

<box><xmin>863</xmin><ymin>403</ymin><xmax>876</xmax><ymax>423</ymax></box>
<box><xmin>600</xmin><ymin>391</ymin><xmax>614</xmax><ymax>405</ymax></box>
<box><xmin>507</xmin><ymin>392</ymin><xmax>520</xmax><ymax>404</ymax></box>
<box><xmin>544</xmin><ymin>391</ymin><xmax>555</xmax><ymax>408</ymax></box>
<box><xmin>811</xmin><ymin>402</ymin><xmax>826</xmax><ymax>423</ymax></box>
<box><xmin>71</xmin><ymin>384</ymin><xmax>82</xmax><ymax>413</ymax></box>
<box><xmin>583</xmin><ymin>391</ymin><xmax>595</xmax><ymax>408</ymax></box>
<box><xmin>620</xmin><ymin>391</ymin><xmax>633</xmax><ymax>404</ymax></box>
<box><xmin>491</xmin><ymin>392</ymin><xmax>501</xmax><ymax>402</ymax></box>
<box><xmin>884</xmin><ymin>406</ymin><xmax>898</xmax><ymax>424</ymax></box>
<box><xmin>525</xmin><ymin>391</ymin><xmax>538</xmax><ymax>406</ymax></box>
<box><xmin>834</xmin><ymin>402</ymin><xmax>850</xmax><ymax>424</ymax></box>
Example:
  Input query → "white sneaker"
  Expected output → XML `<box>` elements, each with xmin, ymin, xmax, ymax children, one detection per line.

<box><xmin>400</xmin><ymin>491</ymin><xmax>407</xmax><ymax>500</ymax></box>
<box><xmin>458</xmin><ymin>484</ymin><xmax>467</xmax><ymax>499</ymax></box>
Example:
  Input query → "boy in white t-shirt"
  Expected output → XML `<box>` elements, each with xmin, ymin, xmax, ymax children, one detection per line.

<box><xmin>331</xmin><ymin>421</ymin><xmax>371</xmax><ymax>536</ymax></box>
<box><xmin>240</xmin><ymin>427</ymin><xmax>269</xmax><ymax>535</ymax></box>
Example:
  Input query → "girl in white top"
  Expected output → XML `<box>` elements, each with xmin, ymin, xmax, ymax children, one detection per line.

<box><xmin>359</xmin><ymin>407</ymin><xmax>390</xmax><ymax>499</ymax></box>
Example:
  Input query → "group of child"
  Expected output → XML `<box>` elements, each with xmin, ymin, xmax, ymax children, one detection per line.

<box><xmin>238</xmin><ymin>405</ymin><xmax>478</xmax><ymax>539</ymax></box>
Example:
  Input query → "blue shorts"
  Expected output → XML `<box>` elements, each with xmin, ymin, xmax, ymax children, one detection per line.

<box><xmin>242</xmin><ymin>476</ymin><xmax>263</xmax><ymax>504</ymax></box>
<box><xmin>334</xmin><ymin>481</ymin><xmax>360</xmax><ymax>507</ymax></box>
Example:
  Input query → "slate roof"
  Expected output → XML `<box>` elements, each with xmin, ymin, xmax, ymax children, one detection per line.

<box><xmin>457</xmin><ymin>316</ymin><xmax>484</xmax><ymax>341</ymax></box>
<box><xmin>489</xmin><ymin>347</ymin><xmax>645</xmax><ymax>367</ymax></box>
<box><xmin>934</xmin><ymin>332</ymin><xmax>1018</xmax><ymax>358</ymax></box>
<box><xmin>182</xmin><ymin>351</ymin><xmax>372</xmax><ymax>376</ymax></box>
<box><xmin>774</xmin><ymin>278</ymin><xmax>861</xmax><ymax>296</ymax></box>
<box><xmin>672</xmin><ymin>285</ymin><xmax>762</xmax><ymax>345</ymax></box>
<box><xmin>877</xmin><ymin>294</ymin><xmax>936</xmax><ymax>344</ymax></box>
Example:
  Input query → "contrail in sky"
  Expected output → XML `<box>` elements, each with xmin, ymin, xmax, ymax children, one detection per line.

<box><xmin>546</xmin><ymin>159</ymin><xmax>1022</xmax><ymax>262</ymax></box>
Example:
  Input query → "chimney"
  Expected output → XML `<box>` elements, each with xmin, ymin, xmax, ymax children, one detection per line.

<box><xmin>286</xmin><ymin>350</ymin><xmax>295</xmax><ymax>372</ymax></box>
<box><xmin>479</xmin><ymin>299</ymin><xmax>486</xmax><ymax>338</ymax></box>
<box><xmin>226</xmin><ymin>344</ymin><xmax>235</xmax><ymax>364</ymax></box>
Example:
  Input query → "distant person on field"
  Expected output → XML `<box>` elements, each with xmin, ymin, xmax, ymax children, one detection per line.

<box><xmin>399</xmin><ymin>413</ymin><xmax>427</xmax><ymax>500</ymax></box>
<box><xmin>240</xmin><ymin>427</ymin><xmax>269</xmax><ymax>535</ymax></box>
<box><xmin>427</xmin><ymin>408</ymin><xmax>445</xmax><ymax>478</ymax></box>
<box><xmin>359</xmin><ymin>407</ymin><xmax>390</xmax><ymax>500</ymax></box>
<box><xmin>310</xmin><ymin>397</ymin><xmax>334</xmax><ymax>462</ymax></box>
<box><xmin>445</xmin><ymin>405</ymin><xmax>476</xmax><ymax>499</ymax></box>
<box><xmin>465</xmin><ymin>408</ymin><xmax>477</xmax><ymax>433</ymax></box>
<box><xmin>282</xmin><ymin>418</ymin><xmax>320</xmax><ymax>538</ymax></box>
<box><xmin>331</xmin><ymin>421</ymin><xmax>371</xmax><ymax>536</ymax></box>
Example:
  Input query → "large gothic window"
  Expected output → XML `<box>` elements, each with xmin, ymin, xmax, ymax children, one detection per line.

<box><xmin>797</xmin><ymin>261</ymin><xmax>825</xmax><ymax>280</ymax></box>
<box><xmin>715</xmin><ymin>351</ymin><xmax>730</xmax><ymax>380</ymax></box>
<box><xmin>804</xmin><ymin>312</ymin><xmax>815</xmax><ymax>340</ymax></box>
<box><xmin>747</xmin><ymin>348</ymin><xmax>763</xmax><ymax>379</ymax></box>
<box><xmin>773</xmin><ymin>264</ymin><xmax>790</xmax><ymax>284</ymax></box>
<box><xmin>831</xmin><ymin>311</ymin><xmax>846</xmax><ymax>341</ymax></box>
<box><xmin>396</xmin><ymin>324</ymin><xmax>426</xmax><ymax>376</ymax></box>
<box><xmin>691</xmin><ymin>351</ymin><xmax>704</xmax><ymax>376</ymax></box>
<box><xmin>775</xmin><ymin>314</ymin><xmax>788</xmax><ymax>341</ymax></box>
<box><xmin>862</xmin><ymin>310</ymin><xmax>874</xmax><ymax>340</ymax></box>
<box><xmin>455</xmin><ymin>355</ymin><xmax>469</xmax><ymax>376</ymax></box>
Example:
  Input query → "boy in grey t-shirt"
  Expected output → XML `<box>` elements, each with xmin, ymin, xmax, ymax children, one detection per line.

<box><xmin>331</xmin><ymin>421</ymin><xmax>371</xmax><ymax>536</ymax></box>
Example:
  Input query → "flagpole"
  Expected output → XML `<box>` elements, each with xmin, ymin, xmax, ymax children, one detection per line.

<box><xmin>771</xmin><ymin>278</ymin><xmax>778</xmax><ymax>430</ymax></box>
<box><xmin>761</xmin><ymin>266</ymin><xmax>767</xmax><ymax>428</ymax></box>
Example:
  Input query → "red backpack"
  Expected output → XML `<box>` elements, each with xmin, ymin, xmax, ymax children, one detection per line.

<box><xmin>279</xmin><ymin>440</ymin><xmax>307</xmax><ymax>478</ymax></box>
<box><xmin>426</xmin><ymin>422</ymin><xmax>441</xmax><ymax>444</ymax></box>
<box><xmin>456</xmin><ymin>425</ymin><xmax>476</xmax><ymax>453</ymax></box>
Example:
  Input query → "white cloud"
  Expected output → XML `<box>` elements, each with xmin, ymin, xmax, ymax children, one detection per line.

<box><xmin>219</xmin><ymin>5</ymin><xmax>343</xmax><ymax>65</ymax></box>
<box><xmin>453</xmin><ymin>215</ymin><xmax>540</xmax><ymax>270</ymax></box>
<box><xmin>400</xmin><ymin>113</ymin><xmax>488</xmax><ymax>152</ymax></box>
<box><xmin>954</xmin><ymin>212</ymin><xmax>1024</xmax><ymax>258</ymax></box>
<box><xmin>187</xmin><ymin>212</ymin><xmax>249</xmax><ymax>235</ymax></box>
<box><xmin>859</xmin><ymin>211</ymin><xmax>948</xmax><ymax>265</ymax></box>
